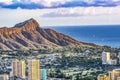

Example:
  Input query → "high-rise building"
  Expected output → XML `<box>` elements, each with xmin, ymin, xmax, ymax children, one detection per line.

<box><xmin>0</xmin><ymin>74</ymin><xmax>9</xmax><ymax>80</ymax></box>
<box><xmin>109</xmin><ymin>69</ymin><xmax>120</xmax><ymax>80</ymax></box>
<box><xmin>97</xmin><ymin>74</ymin><xmax>109</xmax><ymax>80</ymax></box>
<box><xmin>118</xmin><ymin>52</ymin><xmax>120</xmax><ymax>64</ymax></box>
<box><xmin>12</xmin><ymin>59</ymin><xmax>26</xmax><ymax>78</ymax></box>
<box><xmin>102</xmin><ymin>52</ymin><xmax>111</xmax><ymax>64</ymax></box>
<box><xmin>28</xmin><ymin>59</ymin><xmax>40</xmax><ymax>80</ymax></box>
<box><xmin>41</xmin><ymin>69</ymin><xmax>47</xmax><ymax>80</ymax></box>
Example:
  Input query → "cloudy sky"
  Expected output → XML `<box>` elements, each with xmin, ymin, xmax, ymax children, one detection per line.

<box><xmin>0</xmin><ymin>0</ymin><xmax>120</xmax><ymax>27</ymax></box>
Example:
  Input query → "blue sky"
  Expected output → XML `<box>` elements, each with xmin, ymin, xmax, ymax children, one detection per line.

<box><xmin>0</xmin><ymin>0</ymin><xmax>120</xmax><ymax>27</ymax></box>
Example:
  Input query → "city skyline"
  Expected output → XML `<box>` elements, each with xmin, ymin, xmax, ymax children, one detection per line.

<box><xmin>0</xmin><ymin>1</ymin><xmax>120</xmax><ymax>79</ymax></box>
<box><xmin>0</xmin><ymin>0</ymin><xmax>120</xmax><ymax>27</ymax></box>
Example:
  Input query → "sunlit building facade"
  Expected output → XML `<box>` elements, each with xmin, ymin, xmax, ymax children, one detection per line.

<box><xmin>12</xmin><ymin>59</ymin><xmax>26</xmax><ymax>78</ymax></box>
<box><xmin>97</xmin><ymin>74</ymin><xmax>109</xmax><ymax>80</ymax></box>
<box><xmin>28</xmin><ymin>59</ymin><xmax>40</xmax><ymax>80</ymax></box>
<box><xmin>102</xmin><ymin>52</ymin><xmax>111</xmax><ymax>64</ymax></box>
<box><xmin>0</xmin><ymin>74</ymin><xmax>9</xmax><ymax>80</ymax></box>
<box><xmin>109</xmin><ymin>69</ymin><xmax>120</xmax><ymax>80</ymax></box>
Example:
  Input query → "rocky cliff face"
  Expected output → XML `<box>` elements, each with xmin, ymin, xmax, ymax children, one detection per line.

<box><xmin>0</xmin><ymin>18</ymin><xmax>95</xmax><ymax>50</ymax></box>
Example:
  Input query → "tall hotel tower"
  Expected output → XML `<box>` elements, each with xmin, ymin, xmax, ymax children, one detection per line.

<box><xmin>28</xmin><ymin>59</ymin><xmax>40</xmax><ymax>80</ymax></box>
<box><xmin>12</xmin><ymin>59</ymin><xmax>26</xmax><ymax>78</ymax></box>
<box><xmin>102</xmin><ymin>52</ymin><xmax>111</xmax><ymax>64</ymax></box>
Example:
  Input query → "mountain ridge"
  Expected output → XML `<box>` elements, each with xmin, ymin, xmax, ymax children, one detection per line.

<box><xmin>0</xmin><ymin>18</ymin><xmax>96</xmax><ymax>50</ymax></box>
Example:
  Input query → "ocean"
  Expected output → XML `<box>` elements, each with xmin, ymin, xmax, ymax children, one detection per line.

<box><xmin>50</xmin><ymin>25</ymin><xmax>120</xmax><ymax>48</ymax></box>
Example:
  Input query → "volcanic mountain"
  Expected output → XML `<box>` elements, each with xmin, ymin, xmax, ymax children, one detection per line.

<box><xmin>0</xmin><ymin>18</ymin><xmax>95</xmax><ymax>50</ymax></box>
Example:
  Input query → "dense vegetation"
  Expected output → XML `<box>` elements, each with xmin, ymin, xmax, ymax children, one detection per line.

<box><xmin>56</xmin><ymin>55</ymin><xmax>102</xmax><ymax>68</ymax></box>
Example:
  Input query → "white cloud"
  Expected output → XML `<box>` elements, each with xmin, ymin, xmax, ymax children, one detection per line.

<box><xmin>20</xmin><ymin>0</ymin><xmax>72</xmax><ymax>7</ymax></box>
<box><xmin>0</xmin><ymin>0</ymin><xmax>72</xmax><ymax>5</ymax></box>
<box><xmin>1</xmin><ymin>0</ymin><xmax>120</xmax><ymax>9</ymax></box>
<box><xmin>112</xmin><ymin>0</ymin><xmax>120</xmax><ymax>2</ymax></box>
<box><xmin>40</xmin><ymin>0</ymin><xmax>71</xmax><ymax>7</ymax></box>
<box><xmin>42</xmin><ymin>6</ymin><xmax>120</xmax><ymax>17</ymax></box>
<box><xmin>0</xmin><ymin>0</ymin><xmax>13</xmax><ymax>5</ymax></box>
<box><xmin>0</xmin><ymin>6</ymin><xmax>120</xmax><ymax>27</ymax></box>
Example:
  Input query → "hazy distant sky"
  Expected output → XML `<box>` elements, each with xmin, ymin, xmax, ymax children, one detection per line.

<box><xmin>0</xmin><ymin>0</ymin><xmax>120</xmax><ymax>27</ymax></box>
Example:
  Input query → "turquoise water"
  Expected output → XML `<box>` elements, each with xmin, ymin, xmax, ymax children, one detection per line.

<box><xmin>50</xmin><ymin>25</ymin><xmax>120</xmax><ymax>48</ymax></box>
